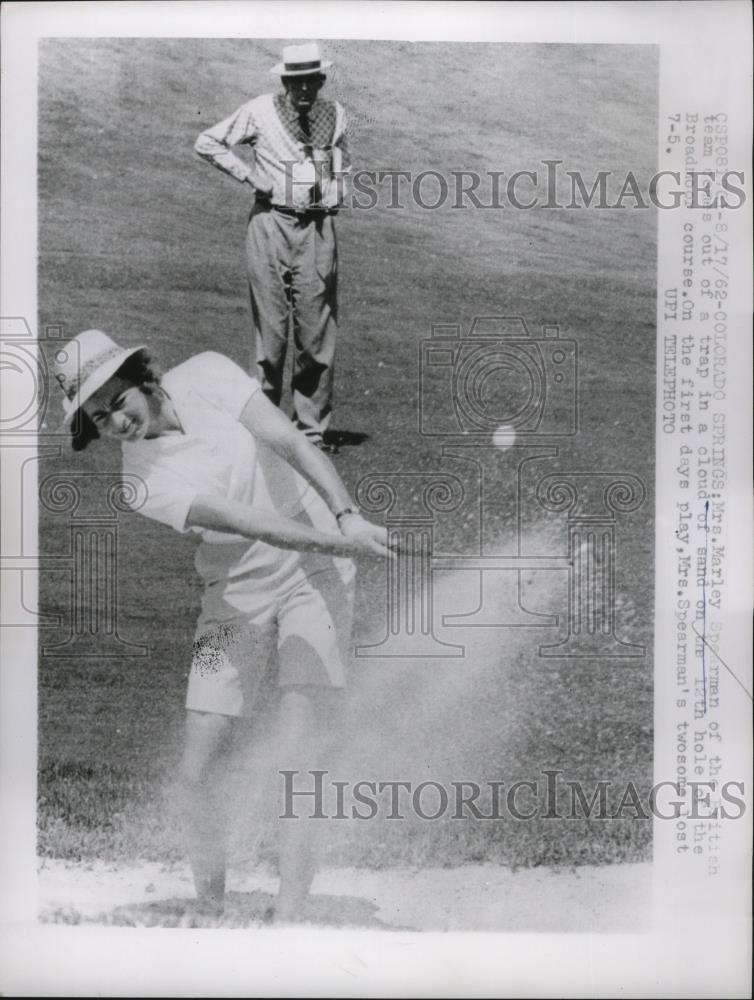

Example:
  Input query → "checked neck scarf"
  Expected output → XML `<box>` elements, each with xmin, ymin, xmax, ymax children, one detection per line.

<box><xmin>274</xmin><ymin>92</ymin><xmax>337</xmax><ymax>155</ymax></box>
<box><xmin>274</xmin><ymin>93</ymin><xmax>337</xmax><ymax>205</ymax></box>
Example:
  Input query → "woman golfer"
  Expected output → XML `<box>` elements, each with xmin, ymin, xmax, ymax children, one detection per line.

<box><xmin>55</xmin><ymin>329</ymin><xmax>389</xmax><ymax>921</ymax></box>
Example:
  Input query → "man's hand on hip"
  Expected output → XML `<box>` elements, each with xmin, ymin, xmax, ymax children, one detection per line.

<box><xmin>246</xmin><ymin>172</ymin><xmax>273</xmax><ymax>199</ymax></box>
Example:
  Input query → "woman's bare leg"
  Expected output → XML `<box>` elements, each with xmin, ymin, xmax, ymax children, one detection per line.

<box><xmin>275</xmin><ymin>686</ymin><xmax>342</xmax><ymax>922</ymax></box>
<box><xmin>276</xmin><ymin>688</ymin><xmax>316</xmax><ymax>920</ymax></box>
<box><xmin>180</xmin><ymin>709</ymin><xmax>235</xmax><ymax>912</ymax></box>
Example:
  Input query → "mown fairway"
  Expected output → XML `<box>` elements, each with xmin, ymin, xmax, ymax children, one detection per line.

<box><xmin>38</xmin><ymin>39</ymin><xmax>657</xmax><ymax>870</ymax></box>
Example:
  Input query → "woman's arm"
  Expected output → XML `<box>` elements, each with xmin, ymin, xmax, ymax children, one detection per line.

<box><xmin>238</xmin><ymin>390</ymin><xmax>378</xmax><ymax>534</ymax></box>
<box><xmin>185</xmin><ymin>494</ymin><xmax>388</xmax><ymax>559</ymax></box>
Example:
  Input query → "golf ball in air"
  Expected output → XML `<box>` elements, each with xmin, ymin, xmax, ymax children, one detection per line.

<box><xmin>492</xmin><ymin>424</ymin><xmax>516</xmax><ymax>450</ymax></box>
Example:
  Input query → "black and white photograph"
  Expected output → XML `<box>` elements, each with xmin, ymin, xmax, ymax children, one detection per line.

<box><xmin>1</xmin><ymin>2</ymin><xmax>751</xmax><ymax>996</ymax></box>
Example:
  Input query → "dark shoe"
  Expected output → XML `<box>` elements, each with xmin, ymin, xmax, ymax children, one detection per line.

<box><xmin>313</xmin><ymin>439</ymin><xmax>340</xmax><ymax>455</ymax></box>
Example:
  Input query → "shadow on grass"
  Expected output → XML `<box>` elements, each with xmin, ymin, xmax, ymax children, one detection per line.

<box><xmin>43</xmin><ymin>889</ymin><xmax>403</xmax><ymax>930</ymax></box>
<box><xmin>323</xmin><ymin>429</ymin><xmax>370</xmax><ymax>448</ymax></box>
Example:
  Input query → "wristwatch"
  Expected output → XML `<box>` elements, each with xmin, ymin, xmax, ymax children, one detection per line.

<box><xmin>335</xmin><ymin>506</ymin><xmax>360</xmax><ymax>522</ymax></box>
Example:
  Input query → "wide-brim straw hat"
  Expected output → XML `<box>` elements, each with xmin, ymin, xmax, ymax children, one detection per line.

<box><xmin>270</xmin><ymin>42</ymin><xmax>332</xmax><ymax>76</ymax></box>
<box><xmin>53</xmin><ymin>329</ymin><xmax>147</xmax><ymax>426</ymax></box>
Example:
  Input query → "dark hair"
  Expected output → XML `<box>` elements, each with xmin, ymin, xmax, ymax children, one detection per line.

<box><xmin>70</xmin><ymin>349</ymin><xmax>161</xmax><ymax>452</ymax></box>
<box><xmin>71</xmin><ymin>410</ymin><xmax>100</xmax><ymax>452</ymax></box>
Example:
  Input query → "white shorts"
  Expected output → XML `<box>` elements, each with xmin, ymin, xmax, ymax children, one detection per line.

<box><xmin>185</xmin><ymin>568</ymin><xmax>354</xmax><ymax>717</ymax></box>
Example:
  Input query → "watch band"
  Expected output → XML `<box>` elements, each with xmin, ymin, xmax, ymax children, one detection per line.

<box><xmin>335</xmin><ymin>506</ymin><xmax>360</xmax><ymax>521</ymax></box>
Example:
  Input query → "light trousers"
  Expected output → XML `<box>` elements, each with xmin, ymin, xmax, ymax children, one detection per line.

<box><xmin>246</xmin><ymin>204</ymin><xmax>338</xmax><ymax>440</ymax></box>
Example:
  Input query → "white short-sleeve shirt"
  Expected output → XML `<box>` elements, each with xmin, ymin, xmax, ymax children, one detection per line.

<box><xmin>122</xmin><ymin>352</ymin><xmax>353</xmax><ymax>623</ymax></box>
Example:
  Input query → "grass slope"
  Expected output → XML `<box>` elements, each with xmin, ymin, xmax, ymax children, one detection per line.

<box><xmin>38</xmin><ymin>39</ymin><xmax>657</xmax><ymax>869</ymax></box>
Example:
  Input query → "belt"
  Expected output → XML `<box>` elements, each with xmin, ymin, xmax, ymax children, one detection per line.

<box><xmin>271</xmin><ymin>204</ymin><xmax>337</xmax><ymax>218</ymax></box>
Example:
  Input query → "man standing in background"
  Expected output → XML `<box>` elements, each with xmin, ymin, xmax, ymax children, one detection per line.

<box><xmin>195</xmin><ymin>43</ymin><xmax>349</xmax><ymax>454</ymax></box>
